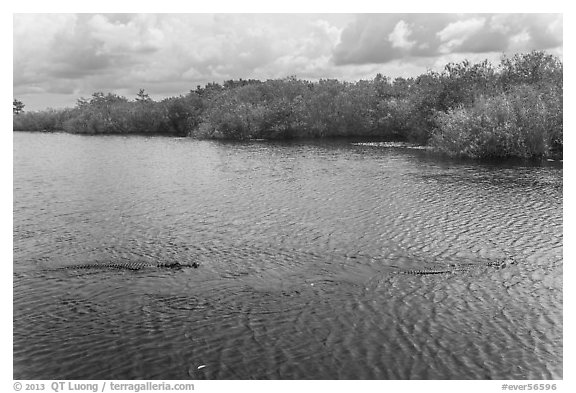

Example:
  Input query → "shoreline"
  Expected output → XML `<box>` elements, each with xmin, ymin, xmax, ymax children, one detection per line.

<box><xmin>12</xmin><ymin>52</ymin><xmax>563</xmax><ymax>161</ymax></box>
<box><xmin>13</xmin><ymin>130</ymin><xmax>563</xmax><ymax>162</ymax></box>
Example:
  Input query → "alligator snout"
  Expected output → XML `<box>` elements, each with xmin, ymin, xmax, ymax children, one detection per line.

<box><xmin>487</xmin><ymin>256</ymin><xmax>516</xmax><ymax>269</ymax></box>
<box><xmin>161</xmin><ymin>261</ymin><xmax>200</xmax><ymax>269</ymax></box>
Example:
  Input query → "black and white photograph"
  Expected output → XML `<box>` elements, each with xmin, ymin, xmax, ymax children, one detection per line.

<box><xmin>11</xmin><ymin>4</ymin><xmax>565</xmax><ymax>386</ymax></box>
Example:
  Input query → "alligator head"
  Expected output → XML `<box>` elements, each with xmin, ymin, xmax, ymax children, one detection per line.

<box><xmin>486</xmin><ymin>256</ymin><xmax>516</xmax><ymax>269</ymax></box>
<box><xmin>160</xmin><ymin>261</ymin><xmax>200</xmax><ymax>269</ymax></box>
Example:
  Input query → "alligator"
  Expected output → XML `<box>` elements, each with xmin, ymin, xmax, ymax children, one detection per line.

<box><xmin>394</xmin><ymin>255</ymin><xmax>516</xmax><ymax>275</ymax></box>
<box><xmin>60</xmin><ymin>261</ymin><xmax>200</xmax><ymax>271</ymax></box>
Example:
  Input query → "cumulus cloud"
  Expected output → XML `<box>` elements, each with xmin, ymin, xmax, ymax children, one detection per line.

<box><xmin>13</xmin><ymin>13</ymin><xmax>563</xmax><ymax>110</ymax></box>
<box><xmin>437</xmin><ymin>17</ymin><xmax>486</xmax><ymax>53</ymax></box>
<box><xmin>14</xmin><ymin>13</ymin><xmax>349</xmax><ymax>106</ymax></box>
<box><xmin>333</xmin><ymin>13</ymin><xmax>563</xmax><ymax>65</ymax></box>
<box><xmin>333</xmin><ymin>14</ymin><xmax>454</xmax><ymax>64</ymax></box>
<box><xmin>389</xmin><ymin>21</ymin><xmax>416</xmax><ymax>50</ymax></box>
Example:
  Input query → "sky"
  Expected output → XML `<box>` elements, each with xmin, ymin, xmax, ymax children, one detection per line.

<box><xmin>13</xmin><ymin>13</ymin><xmax>563</xmax><ymax>111</ymax></box>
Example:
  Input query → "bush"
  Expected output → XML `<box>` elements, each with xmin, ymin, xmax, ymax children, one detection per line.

<box><xmin>13</xmin><ymin>51</ymin><xmax>562</xmax><ymax>159</ymax></box>
<box><xmin>160</xmin><ymin>95</ymin><xmax>204</xmax><ymax>136</ymax></box>
<box><xmin>431</xmin><ymin>85</ymin><xmax>560</xmax><ymax>158</ymax></box>
<box><xmin>13</xmin><ymin>108</ymin><xmax>73</xmax><ymax>131</ymax></box>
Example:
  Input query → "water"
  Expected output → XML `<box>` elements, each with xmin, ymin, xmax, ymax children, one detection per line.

<box><xmin>13</xmin><ymin>132</ymin><xmax>562</xmax><ymax>379</ymax></box>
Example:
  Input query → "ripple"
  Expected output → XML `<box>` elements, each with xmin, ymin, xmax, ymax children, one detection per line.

<box><xmin>13</xmin><ymin>133</ymin><xmax>562</xmax><ymax>379</ymax></box>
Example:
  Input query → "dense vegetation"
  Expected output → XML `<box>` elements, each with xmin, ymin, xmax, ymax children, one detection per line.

<box><xmin>13</xmin><ymin>51</ymin><xmax>562</xmax><ymax>159</ymax></box>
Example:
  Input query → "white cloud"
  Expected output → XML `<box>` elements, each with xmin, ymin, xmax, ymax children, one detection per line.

<box><xmin>437</xmin><ymin>17</ymin><xmax>486</xmax><ymax>42</ymax></box>
<box><xmin>13</xmin><ymin>13</ymin><xmax>563</xmax><ymax>111</ymax></box>
<box><xmin>509</xmin><ymin>31</ymin><xmax>532</xmax><ymax>52</ymax></box>
<box><xmin>333</xmin><ymin>13</ymin><xmax>562</xmax><ymax>65</ymax></box>
<box><xmin>87</xmin><ymin>14</ymin><xmax>165</xmax><ymax>53</ymax></box>
<box><xmin>389</xmin><ymin>20</ymin><xmax>416</xmax><ymax>50</ymax></box>
<box><xmin>436</xmin><ymin>17</ymin><xmax>486</xmax><ymax>53</ymax></box>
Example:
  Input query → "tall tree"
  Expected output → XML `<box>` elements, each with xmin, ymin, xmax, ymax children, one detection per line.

<box><xmin>13</xmin><ymin>99</ymin><xmax>25</xmax><ymax>114</ymax></box>
<box><xmin>135</xmin><ymin>89</ymin><xmax>152</xmax><ymax>102</ymax></box>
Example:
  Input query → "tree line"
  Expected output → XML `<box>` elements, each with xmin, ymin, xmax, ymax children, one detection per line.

<box><xmin>13</xmin><ymin>51</ymin><xmax>562</xmax><ymax>159</ymax></box>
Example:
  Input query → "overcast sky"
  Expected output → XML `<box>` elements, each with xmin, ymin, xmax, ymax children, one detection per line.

<box><xmin>13</xmin><ymin>13</ymin><xmax>563</xmax><ymax>111</ymax></box>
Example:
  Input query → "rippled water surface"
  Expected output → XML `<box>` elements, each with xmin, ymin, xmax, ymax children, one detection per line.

<box><xmin>13</xmin><ymin>132</ymin><xmax>562</xmax><ymax>379</ymax></box>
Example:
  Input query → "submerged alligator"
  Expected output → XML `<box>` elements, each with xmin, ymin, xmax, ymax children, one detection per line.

<box><xmin>46</xmin><ymin>250</ymin><xmax>515</xmax><ymax>277</ymax></box>
<box><xmin>60</xmin><ymin>261</ymin><xmax>200</xmax><ymax>271</ymax></box>
<box><xmin>394</xmin><ymin>255</ymin><xmax>516</xmax><ymax>275</ymax></box>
